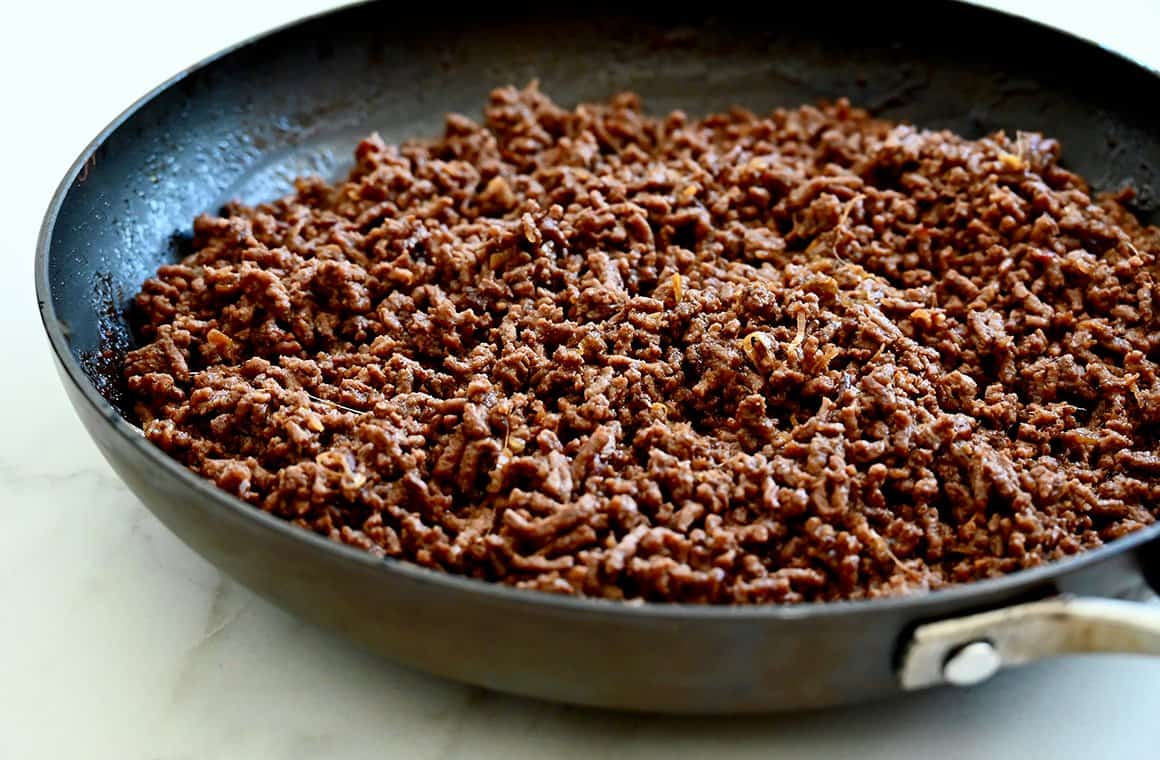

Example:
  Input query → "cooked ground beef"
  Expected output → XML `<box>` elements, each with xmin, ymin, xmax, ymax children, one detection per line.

<box><xmin>124</xmin><ymin>84</ymin><xmax>1160</xmax><ymax>604</ymax></box>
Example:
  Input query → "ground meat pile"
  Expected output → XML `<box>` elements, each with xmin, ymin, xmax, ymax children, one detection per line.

<box><xmin>124</xmin><ymin>84</ymin><xmax>1160</xmax><ymax>604</ymax></box>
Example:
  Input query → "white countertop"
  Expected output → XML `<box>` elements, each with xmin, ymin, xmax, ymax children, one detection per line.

<box><xmin>3</xmin><ymin>2</ymin><xmax>1159</xmax><ymax>757</ymax></box>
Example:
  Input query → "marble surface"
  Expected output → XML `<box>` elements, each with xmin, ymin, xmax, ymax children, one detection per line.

<box><xmin>3</xmin><ymin>1</ymin><xmax>1160</xmax><ymax>757</ymax></box>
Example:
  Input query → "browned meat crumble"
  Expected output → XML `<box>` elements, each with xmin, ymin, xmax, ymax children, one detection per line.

<box><xmin>124</xmin><ymin>84</ymin><xmax>1160</xmax><ymax>603</ymax></box>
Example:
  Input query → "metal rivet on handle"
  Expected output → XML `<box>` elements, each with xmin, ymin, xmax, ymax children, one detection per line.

<box><xmin>942</xmin><ymin>640</ymin><xmax>1002</xmax><ymax>686</ymax></box>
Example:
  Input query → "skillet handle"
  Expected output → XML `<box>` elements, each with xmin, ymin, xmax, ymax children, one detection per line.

<box><xmin>898</xmin><ymin>595</ymin><xmax>1160</xmax><ymax>690</ymax></box>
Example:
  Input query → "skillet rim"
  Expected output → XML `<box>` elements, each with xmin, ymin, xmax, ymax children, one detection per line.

<box><xmin>34</xmin><ymin>0</ymin><xmax>1160</xmax><ymax>623</ymax></box>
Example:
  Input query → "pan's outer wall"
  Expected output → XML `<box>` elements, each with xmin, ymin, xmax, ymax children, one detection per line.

<box><xmin>40</xmin><ymin>2</ymin><xmax>1160</xmax><ymax>711</ymax></box>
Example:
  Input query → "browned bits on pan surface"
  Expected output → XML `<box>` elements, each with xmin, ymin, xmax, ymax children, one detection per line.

<box><xmin>124</xmin><ymin>84</ymin><xmax>1160</xmax><ymax>604</ymax></box>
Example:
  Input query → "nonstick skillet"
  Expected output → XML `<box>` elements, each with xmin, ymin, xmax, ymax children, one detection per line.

<box><xmin>36</xmin><ymin>0</ymin><xmax>1160</xmax><ymax>713</ymax></box>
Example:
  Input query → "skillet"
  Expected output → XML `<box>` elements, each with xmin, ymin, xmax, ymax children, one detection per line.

<box><xmin>36</xmin><ymin>0</ymin><xmax>1160</xmax><ymax>712</ymax></box>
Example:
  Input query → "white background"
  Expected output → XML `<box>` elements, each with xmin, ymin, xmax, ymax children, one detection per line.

<box><xmin>2</xmin><ymin>1</ymin><xmax>1159</xmax><ymax>758</ymax></box>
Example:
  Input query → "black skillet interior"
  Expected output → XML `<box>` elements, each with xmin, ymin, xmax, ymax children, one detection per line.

<box><xmin>48</xmin><ymin>1</ymin><xmax>1160</xmax><ymax>419</ymax></box>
